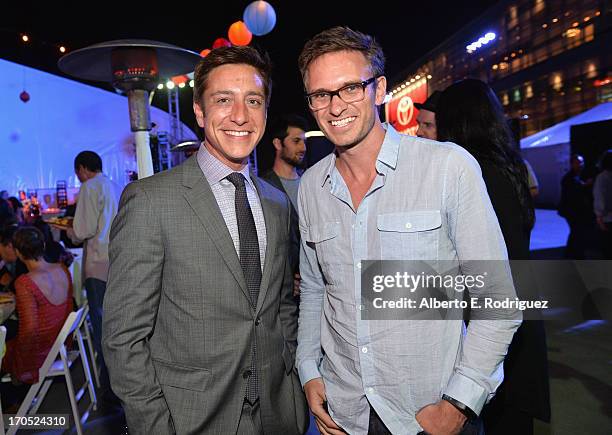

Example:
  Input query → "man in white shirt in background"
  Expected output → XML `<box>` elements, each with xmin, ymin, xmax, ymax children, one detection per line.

<box><xmin>69</xmin><ymin>150</ymin><xmax>121</xmax><ymax>408</ymax></box>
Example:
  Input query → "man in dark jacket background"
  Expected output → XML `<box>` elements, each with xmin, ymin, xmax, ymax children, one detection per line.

<box><xmin>261</xmin><ymin>114</ymin><xmax>309</xmax><ymax>296</ymax></box>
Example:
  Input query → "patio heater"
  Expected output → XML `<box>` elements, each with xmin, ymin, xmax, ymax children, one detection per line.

<box><xmin>58</xmin><ymin>40</ymin><xmax>201</xmax><ymax>179</ymax></box>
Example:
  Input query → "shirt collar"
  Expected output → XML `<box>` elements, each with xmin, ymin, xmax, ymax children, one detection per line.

<box><xmin>319</xmin><ymin>123</ymin><xmax>401</xmax><ymax>187</ymax></box>
<box><xmin>377</xmin><ymin>123</ymin><xmax>400</xmax><ymax>170</ymax></box>
<box><xmin>196</xmin><ymin>143</ymin><xmax>254</xmax><ymax>189</ymax></box>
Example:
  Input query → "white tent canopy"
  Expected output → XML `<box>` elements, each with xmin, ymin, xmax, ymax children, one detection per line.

<box><xmin>520</xmin><ymin>102</ymin><xmax>612</xmax><ymax>207</ymax></box>
<box><xmin>520</xmin><ymin>102</ymin><xmax>612</xmax><ymax>149</ymax></box>
<box><xmin>0</xmin><ymin>58</ymin><xmax>197</xmax><ymax>196</ymax></box>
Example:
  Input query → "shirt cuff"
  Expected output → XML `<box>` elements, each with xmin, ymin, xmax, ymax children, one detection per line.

<box><xmin>297</xmin><ymin>359</ymin><xmax>322</xmax><ymax>388</ymax></box>
<box><xmin>443</xmin><ymin>372</ymin><xmax>488</xmax><ymax>416</ymax></box>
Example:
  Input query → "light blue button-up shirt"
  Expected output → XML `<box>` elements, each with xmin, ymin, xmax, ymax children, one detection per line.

<box><xmin>296</xmin><ymin>125</ymin><xmax>521</xmax><ymax>434</ymax></box>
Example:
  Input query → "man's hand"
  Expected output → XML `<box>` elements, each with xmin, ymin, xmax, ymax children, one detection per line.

<box><xmin>415</xmin><ymin>400</ymin><xmax>467</xmax><ymax>435</ymax></box>
<box><xmin>293</xmin><ymin>273</ymin><xmax>301</xmax><ymax>297</ymax></box>
<box><xmin>304</xmin><ymin>378</ymin><xmax>344</xmax><ymax>435</ymax></box>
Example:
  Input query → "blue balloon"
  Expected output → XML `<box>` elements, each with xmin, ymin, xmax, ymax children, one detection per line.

<box><xmin>243</xmin><ymin>1</ymin><xmax>277</xmax><ymax>36</ymax></box>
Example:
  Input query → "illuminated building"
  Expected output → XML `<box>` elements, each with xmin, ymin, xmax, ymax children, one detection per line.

<box><xmin>387</xmin><ymin>0</ymin><xmax>610</xmax><ymax>138</ymax></box>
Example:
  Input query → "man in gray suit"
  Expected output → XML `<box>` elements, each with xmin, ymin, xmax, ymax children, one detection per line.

<box><xmin>102</xmin><ymin>46</ymin><xmax>308</xmax><ymax>434</ymax></box>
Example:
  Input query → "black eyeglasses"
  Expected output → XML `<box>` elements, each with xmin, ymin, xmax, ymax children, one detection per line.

<box><xmin>305</xmin><ymin>76</ymin><xmax>378</xmax><ymax>110</ymax></box>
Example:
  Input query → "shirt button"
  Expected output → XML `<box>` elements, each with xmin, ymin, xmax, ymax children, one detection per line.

<box><xmin>361</xmin><ymin>347</ymin><xmax>368</xmax><ymax>353</ymax></box>
<box><xmin>405</xmin><ymin>222</ymin><xmax>412</xmax><ymax>229</ymax></box>
<box><xmin>255</xmin><ymin>317</ymin><xmax>261</xmax><ymax>326</ymax></box>
<box><xmin>359</xmin><ymin>304</ymin><xmax>364</xmax><ymax>311</ymax></box>
<box><xmin>366</xmin><ymin>387</ymin><xmax>374</xmax><ymax>394</ymax></box>
<box><xmin>242</xmin><ymin>370</ymin><xmax>252</xmax><ymax>379</ymax></box>
<box><xmin>357</xmin><ymin>262</ymin><xmax>362</xmax><ymax>269</ymax></box>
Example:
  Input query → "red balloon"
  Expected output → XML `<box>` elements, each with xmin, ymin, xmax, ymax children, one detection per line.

<box><xmin>199</xmin><ymin>49</ymin><xmax>211</xmax><ymax>57</ymax></box>
<box><xmin>212</xmin><ymin>37</ymin><xmax>232</xmax><ymax>49</ymax></box>
<box><xmin>228</xmin><ymin>21</ymin><xmax>252</xmax><ymax>46</ymax></box>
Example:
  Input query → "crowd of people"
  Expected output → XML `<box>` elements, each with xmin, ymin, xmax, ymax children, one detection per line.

<box><xmin>0</xmin><ymin>151</ymin><xmax>121</xmax><ymax>413</ymax></box>
<box><xmin>558</xmin><ymin>151</ymin><xmax>612</xmax><ymax>259</ymax></box>
<box><xmin>0</xmin><ymin>24</ymin><xmax>610</xmax><ymax>435</ymax></box>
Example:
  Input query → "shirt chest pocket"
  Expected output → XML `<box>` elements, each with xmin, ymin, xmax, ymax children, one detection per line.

<box><xmin>306</xmin><ymin>221</ymin><xmax>343</xmax><ymax>285</ymax></box>
<box><xmin>377</xmin><ymin>210</ymin><xmax>442</xmax><ymax>259</ymax></box>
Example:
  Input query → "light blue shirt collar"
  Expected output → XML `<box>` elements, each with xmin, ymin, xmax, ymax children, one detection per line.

<box><xmin>320</xmin><ymin>123</ymin><xmax>401</xmax><ymax>187</ymax></box>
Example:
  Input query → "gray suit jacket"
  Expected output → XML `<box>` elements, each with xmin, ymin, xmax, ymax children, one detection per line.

<box><xmin>102</xmin><ymin>156</ymin><xmax>308</xmax><ymax>434</ymax></box>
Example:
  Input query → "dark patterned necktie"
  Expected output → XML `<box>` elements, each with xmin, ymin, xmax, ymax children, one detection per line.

<box><xmin>226</xmin><ymin>172</ymin><xmax>261</xmax><ymax>403</ymax></box>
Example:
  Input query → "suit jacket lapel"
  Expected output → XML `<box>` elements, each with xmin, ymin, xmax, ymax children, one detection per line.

<box><xmin>181</xmin><ymin>157</ymin><xmax>251</xmax><ymax>303</ymax></box>
<box><xmin>252</xmin><ymin>175</ymin><xmax>280</xmax><ymax>314</ymax></box>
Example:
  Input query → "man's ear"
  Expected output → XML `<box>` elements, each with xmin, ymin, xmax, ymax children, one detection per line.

<box><xmin>374</xmin><ymin>76</ymin><xmax>387</xmax><ymax>106</ymax></box>
<box><xmin>272</xmin><ymin>138</ymin><xmax>283</xmax><ymax>152</ymax></box>
<box><xmin>193</xmin><ymin>101</ymin><xmax>205</xmax><ymax>128</ymax></box>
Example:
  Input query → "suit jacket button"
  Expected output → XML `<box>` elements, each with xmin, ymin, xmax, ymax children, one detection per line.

<box><xmin>242</xmin><ymin>370</ymin><xmax>252</xmax><ymax>379</ymax></box>
<box><xmin>255</xmin><ymin>317</ymin><xmax>261</xmax><ymax>326</ymax></box>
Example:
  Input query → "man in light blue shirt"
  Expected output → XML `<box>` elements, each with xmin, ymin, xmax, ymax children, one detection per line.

<box><xmin>296</xmin><ymin>26</ymin><xmax>521</xmax><ymax>435</ymax></box>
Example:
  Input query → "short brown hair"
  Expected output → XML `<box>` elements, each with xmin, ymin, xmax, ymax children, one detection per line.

<box><xmin>13</xmin><ymin>226</ymin><xmax>45</xmax><ymax>261</ymax></box>
<box><xmin>298</xmin><ymin>26</ymin><xmax>385</xmax><ymax>81</ymax></box>
<box><xmin>193</xmin><ymin>46</ymin><xmax>273</xmax><ymax>107</ymax></box>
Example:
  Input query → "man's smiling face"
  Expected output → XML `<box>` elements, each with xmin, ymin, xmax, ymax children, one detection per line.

<box><xmin>193</xmin><ymin>63</ymin><xmax>267</xmax><ymax>169</ymax></box>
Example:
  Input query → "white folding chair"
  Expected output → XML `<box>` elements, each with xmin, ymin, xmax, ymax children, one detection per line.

<box><xmin>0</xmin><ymin>326</ymin><xmax>6</xmax><ymax>434</ymax></box>
<box><xmin>79</xmin><ymin>303</ymin><xmax>101</xmax><ymax>388</ymax></box>
<box><xmin>7</xmin><ymin>307</ymin><xmax>97</xmax><ymax>435</ymax></box>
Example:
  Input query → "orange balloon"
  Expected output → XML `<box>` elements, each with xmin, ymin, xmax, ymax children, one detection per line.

<box><xmin>199</xmin><ymin>49</ymin><xmax>211</xmax><ymax>57</ymax></box>
<box><xmin>228</xmin><ymin>21</ymin><xmax>253</xmax><ymax>46</ymax></box>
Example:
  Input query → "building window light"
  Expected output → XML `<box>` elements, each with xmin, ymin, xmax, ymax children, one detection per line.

<box><xmin>564</xmin><ymin>28</ymin><xmax>581</xmax><ymax>38</ymax></box>
<box><xmin>509</xmin><ymin>5</ymin><xmax>518</xmax><ymax>20</ymax></box>
<box><xmin>552</xmin><ymin>74</ymin><xmax>563</xmax><ymax>91</ymax></box>
<box><xmin>534</xmin><ymin>0</ymin><xmax>545</xmax><ymax>14</ymax></box>
<box><xmin>586</xmin><ymin>62</ymin><xmax>597</xmax><ymax>79</ymax></box>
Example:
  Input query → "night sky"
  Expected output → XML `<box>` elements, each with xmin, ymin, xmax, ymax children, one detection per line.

<box><xmin>3</xmin><ymin>1</ymin><xmax>499</xmax><ymax>154</ymax></box>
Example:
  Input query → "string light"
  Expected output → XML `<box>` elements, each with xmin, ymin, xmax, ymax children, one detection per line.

<box><xmin>21</xmin><ymin>34</ymin><xmax>29</xmax><ymax>43</ymax></box>
<box><xmin>59</xmin><ymin>46</ymin><xmax>66</xmax><ymax>53</ymax></box>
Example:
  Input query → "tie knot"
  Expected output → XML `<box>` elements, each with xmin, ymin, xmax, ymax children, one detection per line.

<box><xmin>226</xmin><ymin>172</ymin><xmax>246</xmax><ymax>189</ymax></box>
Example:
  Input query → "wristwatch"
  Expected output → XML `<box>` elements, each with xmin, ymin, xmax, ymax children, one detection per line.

<box><xmin>441</xmin><ymin>394</ymin><xmax>477</xmax><ymax>421</ymax></box>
